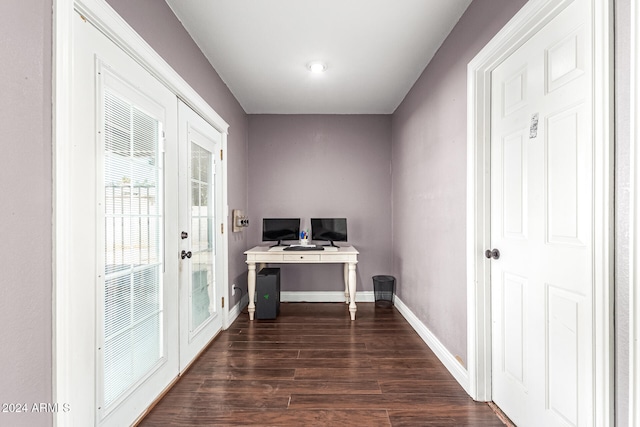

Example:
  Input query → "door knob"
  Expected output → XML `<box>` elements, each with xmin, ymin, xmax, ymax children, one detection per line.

<box><xmin>485</xmin><ymin>248</ymin><xmax>500</xmax><ymax>260</ymax></box>
<box><xmin>181</xmin><ymin>250</ymin><xmax>192</xmax><ymax>260</ymax></box>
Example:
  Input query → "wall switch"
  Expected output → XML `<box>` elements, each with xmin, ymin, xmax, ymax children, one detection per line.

<box><xmin>232</xmin><ymin>209</ymin><xmax>249</xmax><ymax>232</ymax></box>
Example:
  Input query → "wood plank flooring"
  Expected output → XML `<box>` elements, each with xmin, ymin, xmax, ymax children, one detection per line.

<box><xmin>138</xmin><ymin>303</ymin><xmax>506</xmax><ymax>426</ymax></box>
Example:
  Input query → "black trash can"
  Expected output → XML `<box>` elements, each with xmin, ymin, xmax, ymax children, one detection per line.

<box><xmin>373</xmin><ymin>275</ymin><xmax>395</xmax><ymax>308</ymax></box>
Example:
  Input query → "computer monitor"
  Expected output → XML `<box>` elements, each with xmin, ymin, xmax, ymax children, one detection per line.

<box><xmin>311</xmin><ymin>218</ymin><xmax>347</xmax><ymax>247</ymax></box>
<box><xmin>262</xmin><ymin>218</ymin><xmax>300</xmax><ymax>247</ymax></box>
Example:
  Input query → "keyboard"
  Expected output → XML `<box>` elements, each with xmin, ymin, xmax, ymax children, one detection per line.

<box><xmin>284</xmin><ymin>245</ymin><xmax>324</xmax><ymax>251</ymax></box>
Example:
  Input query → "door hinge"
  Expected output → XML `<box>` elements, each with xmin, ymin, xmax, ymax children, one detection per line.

<box><xmin>221</xmin><ymin>297</ymin><xmax>225</xmax><ymax>308</ymax></box>
<box><xmin>221</xmin><ymin>223</ymin><xmax>224</xmax><ymax>234</ymax></box>
<box><xmin>220</xmin><ymin>149</ymin><xmax>223</xmax><ymax>161</ymax></box>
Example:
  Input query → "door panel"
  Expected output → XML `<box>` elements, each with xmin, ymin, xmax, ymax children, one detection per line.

<box><xmin>73</xmin><ymin>14</ymin><xmax>179</xmax><ymax>427</ymax></box>
<box><xmin>178</xmin><ymin>101</ymin><xmax>224</xmax><ymax>371</ymax></box>
<box><xmin>546</xmin><ymin>28</ymin><xmax>586</xmax><ymax>93</ymax></box>
<box><xmin>546</xmin><ymin>106</ymin><xmax>586</xmax><ymax>245</ymax></box>
<box><xmin>547</xmin><ymin>285</ymin><xmax>582</xmax><ymax>425</ymax></box>
<box><xmin>501</xmin><ymin>130</ymin><xmax>528</xmax><ymax>240</ymax></box>
<box><xmin>501</xmin><ymin>272</ymin><xmax>526</xmax><ymax>386</ymax></box>
<box><xmin>490</xmin><ymin>0</ymin><xmax>594</xmax><ymax>425</ymax></box>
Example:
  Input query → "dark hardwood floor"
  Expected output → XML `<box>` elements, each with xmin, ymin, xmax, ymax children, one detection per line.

<box><xmin>138</xmin><ymin>302</ymin><xmax>506</xmax><ymax>426</ymax></box>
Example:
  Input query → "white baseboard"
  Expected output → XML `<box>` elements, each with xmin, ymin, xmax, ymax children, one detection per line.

<box><xmin>226</xmin><ymin>294</ymin><xmax>248</xmax><ymax>328</ymax></box>
<box><xmin>280</xmin><ymin>291</ymin><xmax>375</xmax><ymax>303</ymax></box>
<box><xmin>393</xmin><ymin>296</ymin><xmax>470</xmax><ymax>394</ymax></box>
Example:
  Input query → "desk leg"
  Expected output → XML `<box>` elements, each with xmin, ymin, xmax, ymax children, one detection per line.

<box><xmin>247</xmin><ymin>262</ymin><xmax>256</xmax><ymax>320</ymax></box>
<box><xmin>343</xmin><ymin>263</ymin><xmax>350</xmax><ymax>304</ymax></box>
<box><xmin>348</xmin><ymin>262</ymin><xmax>357</xmax><ymax>320</ymax></box>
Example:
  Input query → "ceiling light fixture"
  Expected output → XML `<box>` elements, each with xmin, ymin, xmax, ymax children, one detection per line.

<box><xmin>307</xmin><ymin>61</ymin><xmax>327</xmax><ymax>73</ymax></box>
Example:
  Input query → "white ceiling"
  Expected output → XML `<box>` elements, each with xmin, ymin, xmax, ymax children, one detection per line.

<box><xmin>165</xmin><ymin>0</ymin><xmax>472</xmax><ymax>114</ymax></box>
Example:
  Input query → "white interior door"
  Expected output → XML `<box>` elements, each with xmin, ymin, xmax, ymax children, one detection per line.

<box><xmin>489</xmin><ymin>0</ymin><xmax>594</xmax><ymax>425</ymax></box>
<box><xmin>178</xmin><ymin>101</ymin><xmax>224</xmax><ymax>371</ymax></box>
<box><xmin>73</xmin><ymin>14</ymin><xmax>180</xmax><ymax>426</ymax></box>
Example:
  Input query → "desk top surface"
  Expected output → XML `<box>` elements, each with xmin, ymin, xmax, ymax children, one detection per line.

<box><xmin>245</xmin><ymin>245</ymin><xmax>358</xmax><ymax>255</ymax></box>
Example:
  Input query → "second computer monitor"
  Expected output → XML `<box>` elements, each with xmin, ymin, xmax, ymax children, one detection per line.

<box><xmin>311</xmin><ymin>218</ymin><xmax>347</xmax><ymax>247</ymax></box>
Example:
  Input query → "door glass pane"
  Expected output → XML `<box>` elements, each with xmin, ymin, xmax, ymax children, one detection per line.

<box><xmin>190</xmin><ymin>143</ymin><xmax>215</xmax><ymax>331</ymax></box>
<box><xmin>103</xmin><ymin>88</ymin><xmax>163</xmax><ymax>408</ymax></box>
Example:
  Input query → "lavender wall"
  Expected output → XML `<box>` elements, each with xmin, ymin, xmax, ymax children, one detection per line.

<box><xmin>105</xmin><ymin>0</ymin><xmax>250</xmax><ymax>308</ymax></box>
<box><xmin>0</xmin><ymin>0</ymin><xmax>53</xmax><ymax>426</ymax></box>
<box><xmin>391</xmin><ymin>0</ymin><xmax>527</xmax><ymax>366</ymax></box>
<box><xmin>247</xmin><ymin>115</ymin><xmax>392</xmax><ymax>293</ymax></box>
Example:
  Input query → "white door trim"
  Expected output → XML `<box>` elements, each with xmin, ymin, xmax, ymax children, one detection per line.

<box><xmin>53</xmin><ymin>0</ymin><xmax>230</xmax><ymax>424</ymax></box>
<box><xmin>630</xmin><ymin>0</ymin><xmax>640</xmax><ymax>423</ymax></box>
<box><xmin>465</xmin><ymin>0</ymin><xmax>614</xmax><ymax>424</ymax></box>
<box><xmin>53</xmin><ymin>0</ymin><xmax>75</xmax><ymax>424</ymax></box>
<box><xmin>72</xmin><ymin>0</ymin><xmax>229</xmax><ymax>135</ymax></box>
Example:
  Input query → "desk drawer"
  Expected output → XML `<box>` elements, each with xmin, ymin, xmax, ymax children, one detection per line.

<box><xmin>321</xmin><ymin>254</ymin><xmax>356</xmax><ymax>262</ymax></box>
<box><xmin>248</xmin><ymin>253</ymin><xmax>284</xmax><ymax>263</ymax></box>
<box><xmin>283</xmin><ymin>254</ymin><xmax>321</xmax><ymax>262</ymax></box>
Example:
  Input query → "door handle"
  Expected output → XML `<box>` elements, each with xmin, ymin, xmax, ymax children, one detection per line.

<box><xmin>485</xmin><ymin>248</ymin><xmax>500</xmax><ymax>260</ymax></box>
<box><xmin>181</xmin><ymin>250</ymin><xmax>192</xmax><ymax>260</ymax></box>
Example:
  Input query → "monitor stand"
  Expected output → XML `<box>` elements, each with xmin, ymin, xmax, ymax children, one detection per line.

<box><xmin>269</xmin><ymin>240</ymin><xmax>286</xmax><ymax>248</ymax></box>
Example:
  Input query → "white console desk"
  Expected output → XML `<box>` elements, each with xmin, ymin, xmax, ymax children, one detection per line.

<box><xmin>244</xmin><ymin>245</ymin><xmax>359</xmax><ymax>320</ymax></box>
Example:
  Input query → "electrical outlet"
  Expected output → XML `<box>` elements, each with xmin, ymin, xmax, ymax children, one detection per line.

<box><xmin>232</xmin><ymin>285</ymin><xmax>237</xmax><ymax>296</ymax></box>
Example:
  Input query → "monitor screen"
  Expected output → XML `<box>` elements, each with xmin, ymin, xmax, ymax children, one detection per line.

<box><xmin>262</xmin><ymin>218</ymin><xmax>300</xmax><ymax>243</ymax></box>
<box><xmin>311</xmin><ymin>218</ymin><xmax>347</xmax><ymax>245</ymax></box>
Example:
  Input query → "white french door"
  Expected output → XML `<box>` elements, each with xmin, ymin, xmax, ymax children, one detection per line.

<box><xmin>178</xmin><ymin>102</ymin><xmax>224</xmax><ymax>371</ymax></box>
<box><xmin>59</xmin><ymin>1</ymin><xmax>231</xmax><ymax>425</ymax></box>
<box><xmin>489</xmin><ymin>0</ymin><xmax>594</xmax><ymax>425</ymax></box>
<box><xmin>72</xmin><ymin>13</ymin><xmax>179</xmax><ymax>426</ymax></box>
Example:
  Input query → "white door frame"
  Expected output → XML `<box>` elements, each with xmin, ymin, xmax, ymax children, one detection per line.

<box><xmin>630</xmin><ymin>0</ymin><xmax>640</xmax><ymax>423</ymax></box>
<box><xmin>53</xmin><ymin>0</ymin><xmax>229</xmax><ymax>424</ymax></box>
<box><xmin>465</xmin><ymin>0</ymin><xmax>614</xmax><ymax>423</ymax></box>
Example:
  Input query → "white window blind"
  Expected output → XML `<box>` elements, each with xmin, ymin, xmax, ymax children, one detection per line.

<box><xmin>102</xmin><ymin>88</ymin><xmax>163</xmax><ymax>407</ymax></box>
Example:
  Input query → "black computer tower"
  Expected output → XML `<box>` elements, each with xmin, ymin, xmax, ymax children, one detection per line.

<box><xmin>256</xmin><ymin>268</ymin><xmax>280</xmax><ymax>320</ymax></box>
